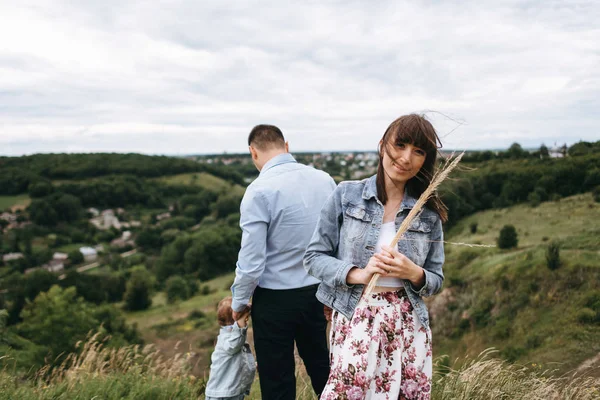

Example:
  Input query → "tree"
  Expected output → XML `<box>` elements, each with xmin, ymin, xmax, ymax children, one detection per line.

<box><xmin>18</xmin><ymin>286</ymin><xmax>99</xmax><ymax>360</ymax></box>
<box><xmin>51</xmin><ymin>193</ymin><xmax>83</xmax><ymax>222</ymax></box>
<box><xmin>497</xmin><ymin>225</ymin><xmax>518</xmax><ymax>249</ymax></box>
<box><xmin>506</xmin><ymin>143</ymin><xmax>527</xmax><ymax>159</ymax></box>
<box><xmin>213</xmin><ymin>194</ymin><xmax>243</xmax><ymax>219</ymax></box>
<box><xmin>135</xmin><ymin>228</ymin><xmax>162</xmax><ymax>250</ymax></box>
<box><xmin>123</xmin><ymin>267</ymin><xmax>154</xmax><ymax>311</ymax></box>
<box><xmin>3</xmin><ymin>269</ymin><xmax>59</xmax><ymax>325</ymax></box>
<box><xmin>28</xmin><ymin>199</ymin><xmax>58</xmax><ymax>227</ymax></box>
<box><xmin>184</xmin><ymin>226</ymin><xmax>241</xmax><ymax>280</ymax></box>
<box><xmin>539</xmin><ymin>144</ymin><xmax>550</xmax><ymax>159</ymax></box>
<box><xmin>68</xmin><ymin>249</ymin><xmax>84</xmax><ymax>266</ymax></box>
<box><xmin>469</xmin><ymin>222</ymin><xmax>478</xmax><ymax>234</ymax></box>
<box><xmin>546</xmin><ymin>241</ymin><xmax>561</xmax><ymax>270</ymax></box>
<box><xmin>28</xmin><ymin>181</ymin><xmax>54</xmax><ymax>198</ymax></box>
<box><xmin>165</xmin><ymin>275</ymin><xmax>190</xmax><ymax>303</ymax></box>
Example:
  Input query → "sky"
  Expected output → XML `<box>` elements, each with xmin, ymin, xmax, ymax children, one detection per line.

<box><xmin>1</xmin><ymin>0</ymin><xmax>599</xmax><ymax>156</ymax></box>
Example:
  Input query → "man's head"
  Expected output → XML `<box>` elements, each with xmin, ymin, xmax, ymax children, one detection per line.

<box><xmin>248</xmin><ymin>124</ymin><xmax>289</xmax><ymax>171</ymax></box>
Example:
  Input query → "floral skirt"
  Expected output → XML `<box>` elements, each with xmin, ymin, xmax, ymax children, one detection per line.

<box><xmin>321</xmin><ymin>289</ymin><xmax>432</xmax><ymax>400</ymax></box>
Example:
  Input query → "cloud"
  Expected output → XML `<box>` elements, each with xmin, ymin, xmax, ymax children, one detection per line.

<box><xmin>0</xmin><ymin>0</ymin><xmax>599</xmax><ymax>156</ymax></box>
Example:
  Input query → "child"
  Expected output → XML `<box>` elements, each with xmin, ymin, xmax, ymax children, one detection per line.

<box><xmin>205</xmin><ymin>296</ymin><xmax>256</xmax><ymax>400</ymax></box>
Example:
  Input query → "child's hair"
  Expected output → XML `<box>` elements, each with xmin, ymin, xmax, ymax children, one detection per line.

<box><xmin>217</xmin><ymin>296</ymin><xmax>234</xmax><ymax>326</ymax></box>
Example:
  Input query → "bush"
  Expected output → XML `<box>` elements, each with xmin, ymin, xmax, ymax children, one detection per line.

<box><xmin>188</xmin><ymin>310</ymin><xmax>206</xmax><ymax>320</ymax></box>
<box><xmin>187</xmin><ymin>279</ymin><xmax>199</xmax><ymax>296</ymax></box>
<box><xmin>123</xmin><ymin>267</ymin><xmax>154</xmax><ymax>311</ymax></box>
<box><xmin>165</xmin><ymin>275</ymin><xmax>190</xmax><ymax>304</ymax></box>
<box><xmin>68</xmin><ymin>249</ymin><xmax>84</xmax><ymax>266</ymax></box>
<box><xmin>469</xmin><ymin>222</ymin><xmax>478</xmax><ymax>234</ymax></box>
<box><xmin>497</xmin><ymin>225</ymin><xmax>518</xmax><ymax>249</ymax></box>
<box><xmin>545</xmin><ymin>241</ymin><xmax>561</xmax><ymax>270</ymax></box>
<box><xmin>200</xmin><ymin>285</ymin><xmax>212</xmax><ymax>296</ymax></box>
<box><xmin>18</xmin><ymin>286</ymin><xmax>99</xmax><ymax>362</ymax></box>
<box><xmin>577</xmin><ymin>308</ymin><xmax>599</xmax><ymax>324</ymax></box>
<box><xmin>593</xmin><ymin>186</ymin><xmax>600</xmax><ymax>203</ymax></box>
<box><xmin>527</xmin><ymin>191</ymin><xmax>541</xmax><ymax>207</ymax></box>
<box><xmin>500</xmin><ymin>345</ymin><xmax>526</xmax><ymax>362</ymax></box>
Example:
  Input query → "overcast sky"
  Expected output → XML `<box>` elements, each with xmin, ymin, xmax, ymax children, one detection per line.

<box><xmin>1</xmin><ymin>0</ymin><xmax>599</xmax><ymax>156</ymax></box>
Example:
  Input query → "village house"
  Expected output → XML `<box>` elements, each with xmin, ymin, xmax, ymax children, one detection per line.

<box><xmin>79</xmin><ymin>246</ymin><xmax>98</xmax><ymax>262</ymax></box>
<box><xmin>53</xmin><ymin>252</ymin><xmax>68</xmax><ymax>261</ymax></box>
<box><xmin>110</xmin><ymin>231</ymin><xmax>135</xmax><ymax>248</ymax></box>
<box><xmin>42</xmin><ymin>259</ymin><xmax>64</xmax><ymax>273</ymax></box>
<box><xmin>156</xmin><ymin>212</ymin><xmax>171</xmax><ymax>221</ymax></box>
<box><xmin>0</xmin><ymin>212</ymin><xmax>17</xmax><ymax>223</ymax></box>
<box><xmin>89</xmin><ymin>209</ymin><xmax>122</xmax><ymax>230</ymax></box>
<box><xmin>2</xmin><ymin>252</ymin><xmax>24</xmax><ymax>263</ymax></box>
<box><xmin>120</xmin><ymin>220</ymin><xmax>141</xmax><ymax>229</ymax></box>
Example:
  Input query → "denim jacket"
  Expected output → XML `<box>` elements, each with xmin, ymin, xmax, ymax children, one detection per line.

<box><xmin>303</xmin><ymin>175</ymin><xmax>445</xmax><ymax>329</ymax></box>
<box><xmin>205</xmin><ymin>322</ymin><xmax>256</xmax><ymax>398</ymax></box>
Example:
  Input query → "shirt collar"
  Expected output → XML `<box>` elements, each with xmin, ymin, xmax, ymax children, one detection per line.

<box><xmin>362</xmin><ymin>175</ymin><xmax>418</xmax><ymax>210</ymax></box>
<box><xmin>259</xmin><ymin>153</ymin><xmax>297</xmax><ymax>175</ymax></box>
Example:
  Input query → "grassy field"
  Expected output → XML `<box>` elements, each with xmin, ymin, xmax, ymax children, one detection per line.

<box><xmin>117</xmin><ymin>192</ymin><xmax>600</xmax><ymax>397</ymax></box>
<box><xmin>0</xmin><ymin>194</ymin><xmax>30</xmax><ymax>211</ymax></box>
<box><xmin>153</xmin><ymin>172</ymin><xmax>246</xmax><ymax>196</ymax></box>
<box><xmin>432</xmin><ymin>193</ymin><xmax>600</xmax><ymax>375</ymax></box>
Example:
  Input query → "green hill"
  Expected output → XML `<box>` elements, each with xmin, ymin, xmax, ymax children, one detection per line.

<box><xmin>431</xmin><ymin>192</ymin><xmax>600</xmax><ymax>374</ymax></box>
<box><xmin>152</xmin><ymin>172</ymin><xmax>246</xmax><ymax>196</ymax></box>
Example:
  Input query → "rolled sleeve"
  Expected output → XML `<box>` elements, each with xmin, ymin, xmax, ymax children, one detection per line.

<box><xmin>231</xmin><ymin>188</ymin><xmax>270</xmax><ymax>312</ymax></box>
<box><xmin>223</xmin><ymin>323</ymin><xmax>248</xmax><ymax>355</ymax></box>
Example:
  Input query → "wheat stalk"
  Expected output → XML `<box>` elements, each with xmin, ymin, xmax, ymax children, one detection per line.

<box><xmin>364</xmin><ymin>151</ymin><xmax>464</xmax><ymax>295</ymax></box>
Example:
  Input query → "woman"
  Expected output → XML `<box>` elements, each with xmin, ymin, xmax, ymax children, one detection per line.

<box><xmin>304</xmin><ymin>114</ymin><xmax>447</xmax><ymax>399</ymax></box>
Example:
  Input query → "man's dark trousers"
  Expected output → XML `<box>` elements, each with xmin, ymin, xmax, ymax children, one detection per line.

<box><xmin>251</xmin><ymin>284</ymin><xmax>330</xmax><ymax>400</ymax></box>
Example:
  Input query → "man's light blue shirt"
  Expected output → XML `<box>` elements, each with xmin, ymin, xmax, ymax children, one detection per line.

<box><xmin>231</xmin><ymin>153</ymin><xmax>336</xmax><ymax>312</ymax></box>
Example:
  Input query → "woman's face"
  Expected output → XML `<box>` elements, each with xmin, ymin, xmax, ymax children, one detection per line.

<box><xmin>381</xmin><ymin>141</ymin><xmax>427</xmax><ymax>184</ymax></box>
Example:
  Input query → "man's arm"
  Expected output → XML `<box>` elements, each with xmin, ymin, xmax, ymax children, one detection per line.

<box><xmin>231</xmin><ymin>188</ymin><xmax>270</xmax><ymax>313</ymax></box>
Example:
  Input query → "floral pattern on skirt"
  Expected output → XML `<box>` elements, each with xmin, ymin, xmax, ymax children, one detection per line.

<box><xmin>321</xmin><ymin>289</ymin><xmax>432</xmax><ymax>400</ymax></box>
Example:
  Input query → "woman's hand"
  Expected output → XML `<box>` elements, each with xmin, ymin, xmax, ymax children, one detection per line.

<box><xmin>346</xmin><ymin>255</ymin><xmax>389</xmax><ymax>285</ymax></box>
<box><xmin>374</xmin><ymin>245</ymin><xmax>426</xmax><ymax>288</ymax></box>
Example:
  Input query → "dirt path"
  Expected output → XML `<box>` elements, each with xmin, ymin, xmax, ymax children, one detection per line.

<box><xmin>576</xmin><ymin>352</ymin><xmax>600</xmax><ymax>376</ymax></box>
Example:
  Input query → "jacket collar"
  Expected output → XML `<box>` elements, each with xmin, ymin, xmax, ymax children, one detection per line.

<box><xmin>259</xmin><ymin>153</ymin><xmax>296</xmax><ymax>176</ymax></box>
<box><xmin>362</xmin><ymin>175</ymin><xmax>418</xmax><ymax>210</ymax></box>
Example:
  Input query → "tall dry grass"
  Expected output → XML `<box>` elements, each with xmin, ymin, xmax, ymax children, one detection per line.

<box><xmin>432</xmin><ymin>349</ymin><xmax>600</xmax><ymax>400</ymax></box>
<box><xmin>3</xmin><ymin>336</ymin><xmax>599</xmax><ymax>399</ymax></box>
<box><xmin>0</xmin><ymin>333</ymin><xmax>206</xmax><ymax>400</ymax></box>
<box><xmin>38</xmin><ymin>332</ymin><xmax>196</xmax><ymax>382</ymax></box>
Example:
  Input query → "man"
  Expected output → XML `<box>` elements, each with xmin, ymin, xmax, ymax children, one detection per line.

<box><xmin>231</xmin><ymin>124</ymin><xmax>335</xmax><ymax>399</ymax></box>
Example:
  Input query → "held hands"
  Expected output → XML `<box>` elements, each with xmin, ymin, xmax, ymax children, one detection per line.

<box><xmin>375</xmin><ymin>245</ymin><xmax>425</xmax><ymax>287</ymax></box>
<box><xmin>346</xmin><ymin>255</ymin><xmax>388</xmax><ymax>285</ymax></box>
<box><xmin>232</xmin><ymin>305</ymin><xmax>251</xmax><ymax>328</ymax></box>
<box><xmin>347</xmin><ymin>245</ymin><xmax>425</xmax><ymax>287</ymax></box>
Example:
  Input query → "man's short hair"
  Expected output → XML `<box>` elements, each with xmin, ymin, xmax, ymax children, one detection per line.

<box><xmin>248</xmin><ymin>124</ymin><xmax>285</xmax><ymax>150</ymax></box>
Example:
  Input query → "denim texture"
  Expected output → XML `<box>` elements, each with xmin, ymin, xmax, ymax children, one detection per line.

<box><xmin>304</xmin><ymin>175</ymin><xmax>445</xmax><ymax>328</ymax></box>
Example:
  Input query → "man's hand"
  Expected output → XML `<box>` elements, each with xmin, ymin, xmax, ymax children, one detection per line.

<box><xmin>232</xmin><ymin>304</ymin><xmax>251</xmax><ymax>323</ymax></box>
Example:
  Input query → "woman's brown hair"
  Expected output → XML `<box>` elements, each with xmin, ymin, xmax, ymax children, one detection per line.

<box><xmin>376</xmin><ymin>114</ymin><xmax>448</xmax><ymax>222</ymax></box>
<box><xmin>217</xmin><ymin>296</ymin><xmax>234</xmax><ymax>326</ymax></box>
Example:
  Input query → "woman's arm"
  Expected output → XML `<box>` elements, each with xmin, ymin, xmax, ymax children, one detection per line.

<box><xmin>303</xmin><ymin>184</ymin><xmax>357</xmax><ymax>288</ymax></box>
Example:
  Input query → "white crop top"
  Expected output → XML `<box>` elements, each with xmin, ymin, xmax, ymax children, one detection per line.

<box><xmin>375</xmin><ymin>221</ymin><xmax>404</xmax><ymax>288</ymax></box>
